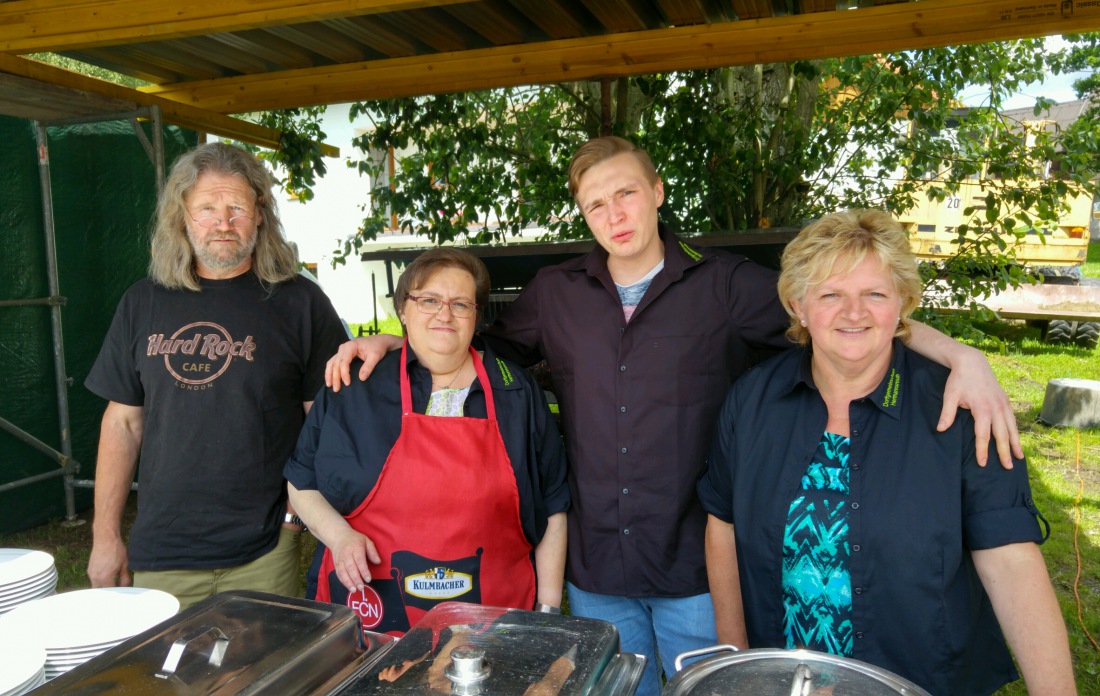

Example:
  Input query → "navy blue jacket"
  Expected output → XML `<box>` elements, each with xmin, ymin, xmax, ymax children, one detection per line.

<box><xmin>286</xmin><ymin>344</ymin><xmax>570</xmax><ymax>548</ymax></box>
<box><xmin>698</xmin><ymin>341</ymin><xmax>1047</xmax><ymax>696</ymax></box>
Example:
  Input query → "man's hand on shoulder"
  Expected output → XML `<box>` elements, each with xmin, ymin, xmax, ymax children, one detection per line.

<box><xmin>87</xmin><ymin>535</ymin><xmax>131</xmax><ymax>588</ymax></box>
<box><xmin>938</xmin><ymin>346</ymin><xmax>1022</xmax><ymax>469</ymax></box>
<box><xmin>324</xmin><ymin>334</ymin><xmax>403</xmax><ymax>392</ymax></box>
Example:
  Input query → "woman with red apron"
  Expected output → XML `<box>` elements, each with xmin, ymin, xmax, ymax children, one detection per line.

<box><xmin>286</xmin><ymin>249</ymin><xmax>568</xmax><ymax>636</ymax></box>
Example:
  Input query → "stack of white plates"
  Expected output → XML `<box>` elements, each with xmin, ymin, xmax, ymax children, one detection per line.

<box><xmin>0</xmin><ymin>634</ymin><xmax>46</xmax><ymax>695</ymax></box>
<box><xmin>0</xmin><ymin>549</ymin><xmax>57</xmax><ymax>614</ymax></box>
<box><xmin>0</xmin><ymin>587</ymin><xmax>179</xmax><ymax>681</ymax></box>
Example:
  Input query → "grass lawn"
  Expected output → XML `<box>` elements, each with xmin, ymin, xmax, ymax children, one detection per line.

<box><xmin>3</xmin><ymin>293</ymin><xmax>1098</xmax><ymax>693</ymax></box>
<box><xmin>348</xmin><ymin>317</ymin><xmax>403</xmax><ymax>338</ymax></box>
<box><xmin>965</xmin><ymin>320</ymin><xmax>1100</xmax><ymax>694</ymax></box>
<box><xmin>1084</xmin><ymin>240</ymin><xmax>1100</xmax><ymax>280</ymax></box>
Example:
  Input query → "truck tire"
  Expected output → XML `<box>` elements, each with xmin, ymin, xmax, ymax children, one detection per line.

<box><xmin>1045</xmin><ymin>320</ymin><xmax>1074</xmax><ymax>344</ymax></box>
<box><xmin>1074</xmin><ymin>322</ymin><xmax>1099</xmax><ymax>349</ymax></box>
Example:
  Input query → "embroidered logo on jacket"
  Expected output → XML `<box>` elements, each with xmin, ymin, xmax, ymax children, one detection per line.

<box><xmin>496</xmin><ymin>357</ymin><xmax>514</xmax><ymax>386</ymax></box>
<box><xmin>146</xmin><ymin>321</ymin><xmax>256</xmax><ymax>388</ymax></box>
<box><xmin>883</xmin><ymin>368</ymin><xmax>901</xmax><ymax>408</ymax></box>
<box><xmin>678</xmin><ymin>240</ymin><xmax>703</xmax><ymax>261</ymax></box>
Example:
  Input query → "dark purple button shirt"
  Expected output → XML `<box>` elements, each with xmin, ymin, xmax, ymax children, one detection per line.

<box><xmin>483</xmin><ymin>227</ymin><xmax>791</xmax><ymax>597</ymax></box>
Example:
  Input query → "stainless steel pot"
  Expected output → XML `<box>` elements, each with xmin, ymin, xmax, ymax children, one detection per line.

<box><xmin>661</xmin><ymin>645</ymin><xmax>933</xmax><ymax>696</ymax></box>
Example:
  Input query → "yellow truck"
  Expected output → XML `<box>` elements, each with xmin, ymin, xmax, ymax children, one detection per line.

<box><xmin>901</xmin><ymin>181</ymin><xmax>1099</xmax><ymax>348</ymax></box>
<box><xmin>898</xmin><ymin>110</ymin><xmax>1099</xmax><ymax>348</ymax></box>
<box><xmin>899</xmin><ymin>176</ymin><xmax>1093</xmax><ymax>273</ymax></box>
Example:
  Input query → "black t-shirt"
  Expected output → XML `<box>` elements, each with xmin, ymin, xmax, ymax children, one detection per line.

<box><xmin>85</xmin><ymin>272</ymin><xmax>347</xmax><ymax>571</ymax></box>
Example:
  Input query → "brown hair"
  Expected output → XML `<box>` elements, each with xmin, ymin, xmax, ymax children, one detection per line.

<box><xmin>393</xmin><ymin>247</ymin><xmax>491</xmax><ymax>327</ymax></box>
<box><xmin>778</xmin><ymin>210</ymin><xmax>922</xmax><ymax>346</ymax></box>
<box><xmin>149</xmin><ymin>142</ymin><xmax>296</xmax><ymax>291</ymax></box>
<box><xmin>567</xmin><ymin>136</ymin><xmax>660</xmax><ymax>201</ymax></box>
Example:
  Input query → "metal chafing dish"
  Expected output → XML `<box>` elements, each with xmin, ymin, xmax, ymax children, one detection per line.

<box><xmin>29</xmin><ymin>594</ymin><xmax>644</xmax><ymax>696</ymax></box>
<box><xmin>29</xmin><ymin>590</ymin><xmax>393</xmax><ymax>695</ymax></box>
<box><xmin>328</xmin><ymin>603</ymin><xmax>645</xmax><ymax>696</ymax></box>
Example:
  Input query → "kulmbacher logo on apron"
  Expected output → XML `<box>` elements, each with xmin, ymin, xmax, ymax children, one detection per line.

<box><xmin>404</xmin><ymin>567</ymin><xmax>474</xmax><ymax>600</ymax></box>
<box><xmin>392</xmin><ymin>548</ymin><xmax>482</xmax><ymax>609</ymax></box>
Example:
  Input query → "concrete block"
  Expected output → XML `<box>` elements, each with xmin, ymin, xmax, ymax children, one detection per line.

<box><xmin>1039</xmin><ymin>378</ymin><xmax>1100</xmax><ymax>429</ymax></box>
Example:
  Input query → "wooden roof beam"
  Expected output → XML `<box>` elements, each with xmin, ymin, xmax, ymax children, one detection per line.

<box><xmin>0</xmin><ymin>0</ymin><xmax>472</xmax><ymax>53</ymax></box>
<box><xmin>140</xmin><ymin>0</ymin><xmax>1100</xmax><ymax>113</ymax></box>
<box><xmin>0</xmin><ymin>53</ymin><xmax>339</xmax><ymax>156</ymax></box>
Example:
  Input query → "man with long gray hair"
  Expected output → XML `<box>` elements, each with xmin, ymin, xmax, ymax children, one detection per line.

<box><xmin>85</xmin><ymin>142</ymin><xmax>347</xmax><ymax>608</ymax></box>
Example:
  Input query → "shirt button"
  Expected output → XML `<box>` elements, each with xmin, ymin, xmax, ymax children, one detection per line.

<box><xmin>623</xmin><ymin>488</ymin><xmax>629</xmax><ymax>494</ymax></box>
<box><xmin>852</xmin><ymin>463</ymin><xmax>860</xmax><ymax>470</ymax></box>
<box><xmin>620</xmin><ymin>365</ymin><xmax>627</xmax><ymax>372</ymax></box>
<box><xmin>623</xmin><ymin>529</ymin><xmax>630</xmax><ymax>535</ymax></box>
<box><xmin>853</xmin><ymin>544</ymin><xmax>861</xmax><ymax>552</ymax></box>
<box><xmin>620</xmin><ymin>406</ymin><xmax>627</xmax><ymax>413</ymax></box>
<box><xmin>621</xmin><ymin>447</ymin><xmax>628</xmax><ymax>454</ymax></box>
<box><xmin>854</xmin><ymin>587</ymin><xmax>863</xmax><ymax>595</ymax></box>
<box><xmin>851</xmin><ymin>429</ymin><xmax>859</xmax><ymax>437</ymax></box>
<box><xmin>851</xmin><ymin>502</ymin><xmax>860</xmax><ymax>510</ymax></box>
<box><xmin>620</xmin><ymin>327</ymin><xmax>625</xmax><ymax>334</ymax></box>
<box><xmin>855</xmin><ymin>632</ymin><xmax>864</xmax><ymax>639</ymax></box>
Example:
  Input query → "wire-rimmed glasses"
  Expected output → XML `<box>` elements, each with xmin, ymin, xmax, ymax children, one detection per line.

<box><xmin>187</xmin><ymin>208</ymin><xmax>255</xmax><ymax>229</ymax></box>
<box><xmin>406</xmin><ymin>295</ymin><xmax>478</xmax><ymax>318</ymax></box>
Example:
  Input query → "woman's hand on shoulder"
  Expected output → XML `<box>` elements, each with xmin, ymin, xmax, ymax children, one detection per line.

<box><xmin>329</xmin><ymin>527</ymin><xmax>382</xmax><ymax>592</ymax></box>
<box><xmin>325</xmin><ymin>335</ymin><xmax>403</xmax><ymax>392</ymax></box>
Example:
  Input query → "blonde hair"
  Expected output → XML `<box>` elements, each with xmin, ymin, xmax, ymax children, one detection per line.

<box><xmin>778</xmin><ymin>210</ymin><xmax>922</xmax><ymax>346</ymax></box>
<box><xmin>567</xmin><ymin>136</ymin><xmax>659</xmax><ymax>201</ymax></box>
<box><xmin>149</xmin><ymin>142</ymin><xmax>296</xmax><ymax>291</ymax></box>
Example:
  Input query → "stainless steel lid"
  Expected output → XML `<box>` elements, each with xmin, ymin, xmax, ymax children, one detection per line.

<box><xmin>663</xmin><ymin>645</ymin><xmax>933</xmax><ymax>696</ymax></box>
<box><xmin>334</xmin><ymin>602</ymin><xmax>645</xmax><ymax>696</ymax></box>
<box><xmin>31</xmin><ymin>590</ymin><xmax>391</xmax><ymax>695</ymax></box>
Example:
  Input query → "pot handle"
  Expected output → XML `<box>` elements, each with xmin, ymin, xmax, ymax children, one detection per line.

<box><xmin>788</xmin><ymin>663</ymin><xmax>815</xmax><ymax>696</ymax></box>
<box><xmin>672</xmin><ymin>644</ymin><xmax>740</xmax><ymax>672</ymax></box>
<box><xmin>156</xmin><ymin>625</ymin><xmax>230</xmax><ymax>680</ymax></box>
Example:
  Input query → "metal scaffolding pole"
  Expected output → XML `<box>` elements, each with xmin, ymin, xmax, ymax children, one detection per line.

<box><xmin>0</xmin><ymin>106</ymin><xmax>165</xmax><ymax>525</ymax></box>
<box><xmin>33</xmin><ymin>120</ymin><xmax>79</xmax><ymax>523</ymax></box>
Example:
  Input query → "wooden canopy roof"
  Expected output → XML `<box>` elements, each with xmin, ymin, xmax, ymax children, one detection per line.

<box><xmin>0</xmin><ymin>0</ymin><xmax>1097</xmax><ymax>149</ymax></box>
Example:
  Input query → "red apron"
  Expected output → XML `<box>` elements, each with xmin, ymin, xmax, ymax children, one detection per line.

<box><xmin>315</xmin><ymin>341</ymin><xmax>535</xmax><ymax>636</ymax></box>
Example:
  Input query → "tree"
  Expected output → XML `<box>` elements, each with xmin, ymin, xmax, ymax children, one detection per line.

<box><xmin>341</xmin><ymin>37</ymin><xmax>1098</xmax><ymax>296</ymax></box>
<box><xmin>242</xmin><ymin>106</ymin><xmax>330</xmax><ymax>203</ymax></box>
<box><xmin>1053</xmin><ymin>33</ymin><xmax>1100</xmax><ymax>108</ymax></box>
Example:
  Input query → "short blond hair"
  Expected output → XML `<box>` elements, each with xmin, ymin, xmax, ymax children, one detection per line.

<box><xmin>778</xmin><ymin>210</ymin><xmax>922</xmax><ymax>346</ymax></box>
<box><xmin>567</xmin><ymin>136</ymin><xmax>659</xmax><ymax>201</ymax></box>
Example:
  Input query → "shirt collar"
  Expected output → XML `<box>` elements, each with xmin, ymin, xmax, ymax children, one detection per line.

<box><xmin>784</xmin><ymin>339</ymin><xmax>908</xmax><ymax>420</ymax></box>
<box><xmin>403</xmin><ymin>340</ymin><xmax>521</xmax><ymax>393</ymax></box>
<box><xmin>582</xmin><ymin>223</ymin><xmax>709</xmax><ymax>281</ymax></box>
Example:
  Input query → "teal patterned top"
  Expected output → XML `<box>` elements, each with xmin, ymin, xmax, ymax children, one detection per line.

<box><xmin>782</xmin><ymin>431</ymin><xmax>852</xmax><ymax>656</ymax></box>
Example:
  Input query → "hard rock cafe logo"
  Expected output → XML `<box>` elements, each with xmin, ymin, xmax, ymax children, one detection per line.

<box><xmin>404</xmin><ymin>567</ymin><xmax>473</xmax><ymax>600</ymax></box>
<box><xmin>347</xmin><ymin>585</ymin><xmax>385</xmax><ymax>630</ymax></box>
<box><xmin>146</xmin><ymin>321</ymin><xmax>256</xmax><ymax>388</ymax></box>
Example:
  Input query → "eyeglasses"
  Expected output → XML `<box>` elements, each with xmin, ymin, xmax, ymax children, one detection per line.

<box><xmin>187</xmin><ymin>209</ymin><xmax>255</xmax><ymax>229</ymax></box>
<box><xmin>406</xmin><ymin>295</ymin><xmax>478</xmax><ymax>318</ymax></box>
